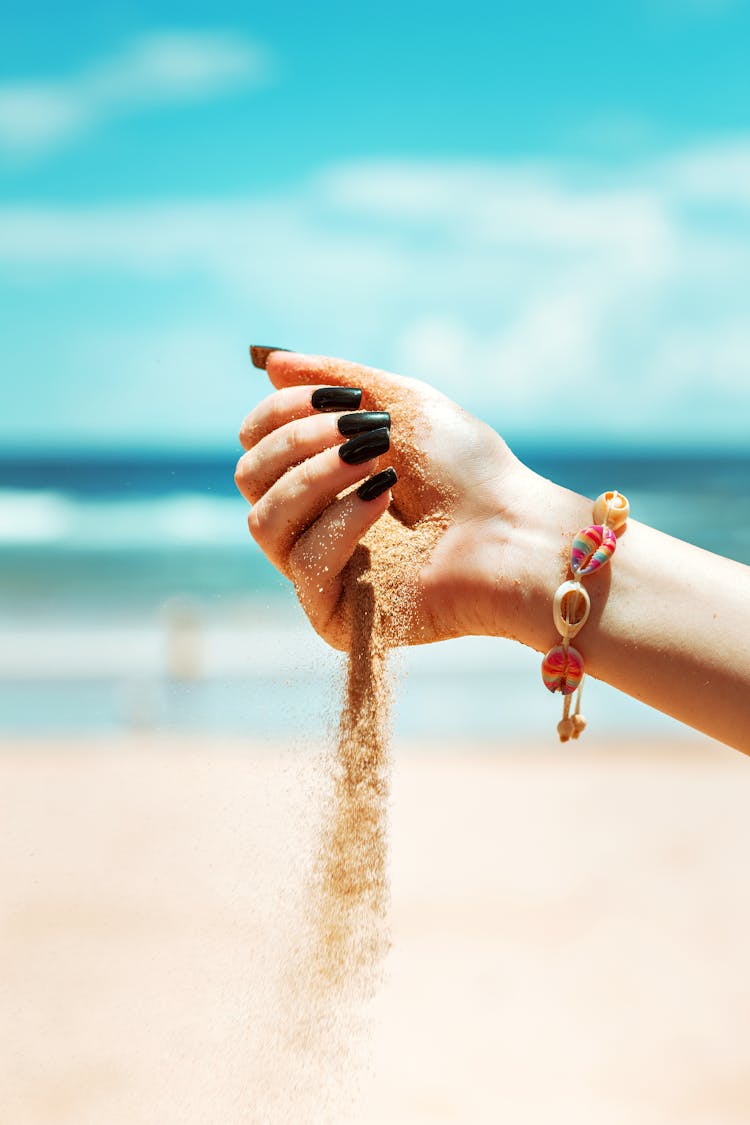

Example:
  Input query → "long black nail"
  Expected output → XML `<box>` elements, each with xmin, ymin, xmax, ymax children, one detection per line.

<box><xmin>357</xmin><ymin>467</ymin><xmax>397</xmax><ymax>501</ymax></box>
<box><xmin>249</xmin><ymin>346</ymin><xmax>291</xmax><ymax>369</ymax></box>
<box><xmin>339</xmin><ymin>426</ymin><xmax>390</xmax><ymax>465</ymax></box>
<box><xmin>338</xmin><ymin>411</ymin><xmax>390</xmax><ymax>436</ymax></box>
<box><xmin>311</xmin><ymin>386</ymin><xmax>362</xmax><ymax>412</ymax></box>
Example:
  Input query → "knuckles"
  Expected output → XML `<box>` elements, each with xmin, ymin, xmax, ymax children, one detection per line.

<box><xmin>238</xmin><ymin>413</ymin><xmax>263</xmax><ymax>450</ymax></box>
<box><xmin>234</xmin><ymin>451</ymin><xmax>262</xmax><ymax>504</ymax></box>
<box><xmin>238</xmin><ymin>390</ymin><xmax>281</xmax><ymax>450</ymax></box>
<box><xmin>247</xmin><ymin>503</ymin><xmax>264</xmax><ymax>543</ymax></box>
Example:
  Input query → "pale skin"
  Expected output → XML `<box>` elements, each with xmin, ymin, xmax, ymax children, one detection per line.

<box><xmin>235</xmin><ymin>351</ymin><xmax>750</xmax><ymax>755</ymax></box>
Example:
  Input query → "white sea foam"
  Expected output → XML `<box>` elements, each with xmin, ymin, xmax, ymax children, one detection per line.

<box><xmin>0</xmin><ymin>489</ymin><xmax>250</xmax><ymax>548</ymax></box>
<box><xmin>0</xmin><ymin>490</ymin><xmax>73</xmax><ymax>544</ymax></box>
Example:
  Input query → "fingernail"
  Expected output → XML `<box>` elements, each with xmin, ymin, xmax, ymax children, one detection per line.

<box><xmin>338</xmin><ymin>411</ymin><xmax>390</xmax><ymax>436</ymax></box>
<box><xmin>249</xmin><ymin>346</ymin><xmax>291</xmax><ymax>369</ymax></box>
<box><xmin>311</xmin><ymin>386</ymin><xmax>362</xmax><ymax>412</ymax></box>
<box><xmin>339</xmin><ymin>426</ymin><xmax>390</xmax><ymax>465</ymax></box>
<box><xmin>357</xmin><ymin>467</ymin><xmax>398</xmax><ymax>501</ymax></box>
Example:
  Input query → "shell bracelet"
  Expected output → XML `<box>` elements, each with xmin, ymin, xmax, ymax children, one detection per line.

<box><xmin>541</xmin><ymin>491</ymin><xmax>630</xmax><ymax>743</ymax></box>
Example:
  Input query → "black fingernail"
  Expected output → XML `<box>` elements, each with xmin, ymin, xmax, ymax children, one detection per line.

<box><xmin>311</xmin><ymin>386</ymin><xmax>362</xmax><ymax>412</ymax></box>
<box><xmin>338</xmin><ymin>411</ymin><xmax>391</xmax><ymax>436</ymax></box>
<box><xmin>339</xmin><ymin>426</ymin><xmax>390</xmax><ymax>465</ymax></box>
<box><xmin>357</xmin><ymin>467</ymin><xmax>398</xmax><ymax>501</ymax></box>
<box><xmin>249</xmin><ymin>345</ymin><xmax>291</xmax><ymax>369</ymax></box>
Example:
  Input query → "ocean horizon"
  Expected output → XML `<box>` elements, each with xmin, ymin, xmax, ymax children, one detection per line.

<box><xmin>1</xmin><ymin>445</ymin><xmax>747</xmax><ymax>739</ymax></box>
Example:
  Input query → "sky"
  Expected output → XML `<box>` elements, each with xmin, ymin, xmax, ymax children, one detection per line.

<box><xmin>2</xmin><ymin>0</ymin><xmax>750</xmax><ymax>450</ymax></box>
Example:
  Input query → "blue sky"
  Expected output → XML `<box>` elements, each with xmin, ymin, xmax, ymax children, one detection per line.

<box><xmin>2</xmin><ymin>0</ymin><xmax>750</xmax><ymax>449</ymax></box>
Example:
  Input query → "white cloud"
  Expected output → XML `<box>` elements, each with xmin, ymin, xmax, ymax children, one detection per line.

<box><xmin>1</xmin><ymin>139</ymin><xmax>749</xmax><ymax>444</ymax></box>
<box><xmin>398</xmin><ymin>282</ymin><xmax>608</xmax><ymax>411</ymax></box>
<box><xmin>0</xmin><ymin>31</ymin><xmax>271</xmax><ymax>157</ymax></box>
<box><xmin>662</xmin><ymin>138</ymin><xmax>750</xmax><ymax>206</ymax></box>
<box><xmin>315</xmin><ymin>148</ymin><xmax>750</xmax><ymax>435</ymax></box>
<box><xmin>321</xmin><ymin>159</ymin><xmax>669</xmax><ymax>248</ymax></box>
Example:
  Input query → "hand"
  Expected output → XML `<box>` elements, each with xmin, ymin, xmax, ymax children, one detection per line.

<box><xmin>235</xmin><ymin>351</ymin><xmax>544</xmax><ymax>651</ymax></box>
<box><xmin>234</xmin><ymin>350</ymin><xmax>750</xmax><ymax>751</ymax></box>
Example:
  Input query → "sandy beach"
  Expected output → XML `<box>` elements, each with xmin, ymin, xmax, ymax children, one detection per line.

<box><xmin>2</xmin><ymin>734</ymin><xmax>750</xmax><ymax>1125</ymax></box>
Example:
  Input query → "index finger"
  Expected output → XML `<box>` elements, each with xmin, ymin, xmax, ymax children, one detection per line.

<box><xmin>251</xmin><ymin>348</ymin><xmax>405</xmax><ymax>402</ymax></box>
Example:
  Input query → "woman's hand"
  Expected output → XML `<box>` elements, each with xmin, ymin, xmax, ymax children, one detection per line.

<box><xmin>235</xmin><ymin>348</ymin><xmax>750</xmax><ymax>749</ymax></box>
<box><xmin>235</xmin><ymin>350</ymin><xmax>543</xmax><ymax>651</ymax></box>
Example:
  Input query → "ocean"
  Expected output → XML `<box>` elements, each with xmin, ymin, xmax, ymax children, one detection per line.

<box><xmin>1</xmin><ymin>447</ymin><xmax>748</xmax><ymax>740</ymax></box>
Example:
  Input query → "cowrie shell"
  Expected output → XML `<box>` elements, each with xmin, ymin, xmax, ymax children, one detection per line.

<box><xmin>593</xmin><ymin>490</ymin><xmax>629</xmax><ymax>530</ymax></box>
<box><xmin>541</xmin><ymin>645</ymin><xmax>584</xmax><ymax>695</ymax></box>
<box><xmin>552</xmin><ymin>580</ymin><xmax>591</xmax><ymax>639</ymax></box>
<box><xmin>570</xmin><ymin>524</ymin><xmax>617</xmax><ymax>577</ymax></box>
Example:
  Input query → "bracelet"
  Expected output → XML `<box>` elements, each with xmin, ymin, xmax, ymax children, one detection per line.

<box><xmin>541</xmin><ymin>491</ymin><xmax>630</xmax><ymax>743</ymax></box>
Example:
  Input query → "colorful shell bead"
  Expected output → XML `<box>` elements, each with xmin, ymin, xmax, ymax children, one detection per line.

<box><xmin>593</xmin><ymin>490</ymin><xmax>630</xmax><ymax>530</ymax></box>
<box><xmin>541</xmin><ymin>645</ymin><xmax>584</xmax><ymax>695</ymax></box>
<box><xmin>570</xmin><ymin>524</ymin><xmax>617</xmax><ymax>577</ymax></box>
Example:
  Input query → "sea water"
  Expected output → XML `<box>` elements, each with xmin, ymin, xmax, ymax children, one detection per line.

<box><xmin>1</xmin><ymin>447</ymin><xmax>747</xmax><ymax>740</ymax></box>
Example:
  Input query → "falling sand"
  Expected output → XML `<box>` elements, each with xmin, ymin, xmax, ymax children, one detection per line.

<box><xmin>253</xmin><ymin>388</ymin><xmax>449</xmax><ymax>1123</ymax></box>
<box><xmin>311</xmin><ymin>507</ymin><xmax>448</xmax><ymax>996</ymax></box>
<box><xmin>306</xmin><ymin>392</ymin><xmax>451</xmax><ymax>1047</ymax></box>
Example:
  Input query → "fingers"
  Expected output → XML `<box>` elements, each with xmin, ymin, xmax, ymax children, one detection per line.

<box><xmin>236</xmin><ymin>406</ymin><xmax>392</xmax><ymax>503</ymax></box>
<box><xmin>236</xmin><ymin>412</ymin><xmax>344</xmax><ymax>502</ymax></box>
<box><xmin>258</xmin><ymin>350</ymin><xmax>405</xmax><ymax>404</ymax></box>
<box><xmin>289</xmin><ymin>480</ymin><xmax>395</xmax><ymax>648</ymax></box>
<box><xmin>239</xmin><ymin>383</ymin><xmax>373</xmax><ymax>451</ymax></box>
<box><xmin>239</xmin><ymin>384</ymin><xmax>331</xmax><ymax>451</ymax></box>
<box><xmin>241</xmin><ymin>349</ymin><xmax>403</xmax><ymax>623</ymax></box>
<box><xmin>245</xmin><ymin>444</ymin><xmax>383</xmax><ymax>575</ymax></box>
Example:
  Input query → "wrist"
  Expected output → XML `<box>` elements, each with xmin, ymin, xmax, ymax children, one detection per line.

<box><xmin>477</xmin><ymin>467</ymin><xmax>595</xmax><ymax>652</ymax></box>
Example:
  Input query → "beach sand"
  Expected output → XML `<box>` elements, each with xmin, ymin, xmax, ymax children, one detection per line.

<box><xmin>2</xmin><ymin>735</ymin><xmax>749</xmax><ymax>1124</ymax></box>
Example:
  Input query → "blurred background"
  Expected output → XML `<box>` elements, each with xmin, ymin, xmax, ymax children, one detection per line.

<box><xmin>1</xmin><ymin>0</ymin><xmax>749</xmax><ymax>740</ymax></box>
<box><xmin>3</xmin><ymin>6</ymin><xmax>750</xmax><ymax>1125</ymax></box>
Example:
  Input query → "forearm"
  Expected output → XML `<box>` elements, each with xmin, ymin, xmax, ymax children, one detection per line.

<box><xmin>499</xmin><ymin>472</ymin><xmax>750</xmax><ymax>752</ymax></box>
